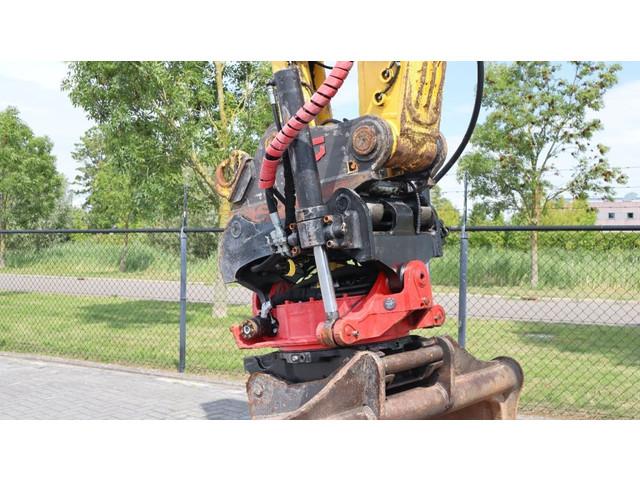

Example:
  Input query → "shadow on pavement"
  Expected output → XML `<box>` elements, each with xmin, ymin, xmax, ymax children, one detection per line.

<box><xmin>201</xmin><ymin>399</ymin><xmax>249</xmax><ymax>420</ymax></box>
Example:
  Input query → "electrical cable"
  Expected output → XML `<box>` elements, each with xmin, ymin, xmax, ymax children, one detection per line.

<box><xmin>433</xmin><ymin>61</ymin><xmax>485</xmax><ymax>184</ymax></box>
<box><xmin>312</xmin><ymin>62</ymin><xmax>335</xmax><ymax>70</ymax></box>
<box><xmin>268</xmin><ymin>91</ymin><xmax>297</xmax><ymax>229</ymax></box>
<box><xmin>319</xmin><ymin>118</ymin><xmax>343</xmax><ymax>125</ymax></box>
<box><xmin>374</xmin><ymin>61</ymin><xmax>400</xmax><ymax>104</ymax></box>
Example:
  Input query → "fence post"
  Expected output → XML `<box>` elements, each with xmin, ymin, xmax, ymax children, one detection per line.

<box><xmin>178</xmin><ymin>186</ymin><xmax>188</xmax><ymax>373</ymax></box>
<box><xmin>457</xmin><ymin>172</ymin><xmax>469</xmax><ymax>348</ymax></box>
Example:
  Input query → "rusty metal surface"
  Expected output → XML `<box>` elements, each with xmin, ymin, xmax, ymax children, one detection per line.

<box><xmin>247</xmin><ymin>351</ymin><xmax>385</xmax><ymax>420</ymax></box>
<box><xmin>246</xmin><ymin>335</ymin><xmax>524</xmax><ymax>420</ymax></box>
<box><xmin>381</xmin><ymin>337</ymin><xmax>523</xmax><ymax>420</ymax></box>
<box><xmin>380</xmin><ymin>344</ymin><xmax>443</xmax><ymax>374</ymax></box>
<box><xmin>351</xmin><ymin>124</ymin><xmax>377</xmax><ymax>156</ymax></box>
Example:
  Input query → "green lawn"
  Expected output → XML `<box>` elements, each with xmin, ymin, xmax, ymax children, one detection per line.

<box><xmin>434</xmin><ymin>284</ymin><xmax>638</xmax><ymax>302</ymax></box>
<box><xmin>429</xmin><ymin>246</ymin><xmax>640</xmax><ymax>301</ymax></box>
<box><xmin>434</xmin><ymin>320</ymin><xmax>640</xmax><ymax>418</ymax></box>
<box><xmin>1</xmin><ymin>291</ymin><xmax>638</xmax><ymax>418</ymax></box>
<box><xmin>3</xmin><ymin>240</ymin><xmax>219</xmax><ymax>282</ymax></box>
<box><xmin>0</xmin><ymin>291</ymin><xmax>261</xmax><ymax>376</ymax></box>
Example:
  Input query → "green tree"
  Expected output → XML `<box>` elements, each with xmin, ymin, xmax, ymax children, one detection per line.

<box><xmin>0</xmin><ymin>107</ymin><xmax>64</xmax><ymax>267</ymax></box>
<box><xmin>540</xmin><ymin>197</ymin><xmax>596</xmax><ymax>226</ymax></box>
<box><xmin>468</xmin><ymin>203</ymin><xmax>505</xmax><ymax>226</ymax></box>
<box><xmin>431</xmin><ymin>185</ymin><xmax>461</xmax><ymax>227</ymax></box>
<box><xmin>73</xmin><ymin>127</ymin><xmax>184</xmax><ymax>271</ymax></box>
<box><xmin>458</xmin><ymin>62</ymin><xmax>627</xmax><ymax>286</ymax></box>
<box><xmin>63</xmin><ymin>61</ymin><xmax>272</xmax><ymax>215</ymax></box>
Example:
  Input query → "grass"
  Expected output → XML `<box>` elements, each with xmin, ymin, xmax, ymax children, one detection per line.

<box><xmin>0</xmin><ymin>291</ymin><xmax>262</xmax><ymax>375</ymax></box>
<box><xmin>1</xmin><ymin>291</ymin><xmax>638</xmax><ymax>418</ymax></box>
<box><xmin>433</xmin><ymin>284</ymin><xmax>638</xmax><ymax>302</ymax></box>
<box><xmin>4</xmin><ymin>239</ymin><xmax>218</xmax><ymax>282</ymax></box>
<box><xmin>433</xmin><ymin>319</ymin><xmax>640</xmax><ymax>418</ymax></box>
<box><xmin>430</xmin><ymin>246</ymin><xmax>640</xmax><ymax>301</ymax></box>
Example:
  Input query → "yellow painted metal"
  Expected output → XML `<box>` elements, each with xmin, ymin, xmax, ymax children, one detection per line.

<box><xmin>358</xmin><ymin>61</ymin><xmax>447</xmax><ymax>176</ymax></box>
<box><xmin>271</xmin><ymin>61</ymin><xmax>332</xmax><ymax>125</ymax></box>
<box><xmin>215</xmin><ymin>61</ymin><xmax>448</xmax><ymax>218</ymax></box>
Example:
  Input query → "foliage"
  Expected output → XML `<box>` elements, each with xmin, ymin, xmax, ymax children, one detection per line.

<box><xmin>540</xmin><ymin>197</ymin><xmax>596</xmax><ymax>226</ymax></box>
<box><xmin>459</xmin><ymin>61</ymin><xmax>626</xmax><ymax>221</ymax></box>
<box><xmin>63</xmin><ymin>61</ymin><xmax>273</xmax><ymax>214</ymax></box>
<box><xmin>0</xmin><ymin>107</ymin><xmax>65</xmax><ymax>266</ymax></box>
<box><xmin>457</xmin><ymin>62</ymin><xmax>626</xmax><ymax>285</ymax></box>
<box><xmin>442</xmin><ymin>227</ymin><xmax>640</xmax><ymax>256</ymax></box>
<box><xmin>6</xmin><ymin>178</ymin><xmax>83</xmax><ymax>252</ymax></box>
<box><xmin>430</xmin><ymin>185</ymin><xmax>461</xmax><ymax>227</ymax></box>
<box><xmin>3</xmin><ymin>234</ymin><xmax>219</xmax><ymax>280</ymax></box>
<box><xmin>73</xmin><ymin>127</ymin><xmax>181</xmax><ymax>228</ymax></box>
<box><xmin>433</xmin><ymin>241</ymin><xmax>640</xmax><ymax>290</ymax></box>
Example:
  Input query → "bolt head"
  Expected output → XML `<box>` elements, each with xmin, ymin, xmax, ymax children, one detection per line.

<box><xmin>230</xmin><ymin>220</ymin><xmax>242</xmax><ymax>238</ymax></box>
<box><xmin>384</xmin><ymin>298</ymin><xmax>396</xmax><ymax>311</ymax></box>
<box><xmin>351</xmin><ymin>125</ymin><xmax>377</xmax><ymax>156</ymax></box>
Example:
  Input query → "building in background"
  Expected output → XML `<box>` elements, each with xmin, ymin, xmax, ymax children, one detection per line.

<box><xmin>589</xmin><ymin>194</ymin><xmax>640</xmax><ymax>226</ymax></box>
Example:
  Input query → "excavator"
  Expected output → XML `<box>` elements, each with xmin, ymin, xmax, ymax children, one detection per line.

<box><xmin>214</xmin><ymin>61</ymin><xmax>524</xmax><ymax>419</ymax></box>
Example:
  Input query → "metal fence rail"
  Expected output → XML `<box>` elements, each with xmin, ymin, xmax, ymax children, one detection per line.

<box><xmin>0</xmin><ymin>226</ymin><xmax>638</xmax><ymax>418</ymax></box>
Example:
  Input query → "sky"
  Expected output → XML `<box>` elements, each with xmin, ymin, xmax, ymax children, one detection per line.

<box><xmin>1</xmin><ymin>61</ymin><xmax>639</xmax><ymax>210</ymax></box>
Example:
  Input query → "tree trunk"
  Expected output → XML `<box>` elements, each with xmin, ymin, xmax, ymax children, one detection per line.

<box><xmin>530</xmin><ymin>230</ymin><xmax>538</xmax><ymax>288</ymax></box>
<box><xmin>119</xmin><ymin>230</ymin><xmax>129</xmax><ymax>273</ymax></box>
<box><xmin>0</xmin><ymin>209</ymin><xmax>5</xmax><ymax>268</ymax></box>
<box><xmin>211</xmin><ymin>61</ymin><xmax>230</xmax><ymax>317</ymax></box>
<box><xmin>0</xmin><ymin>234</ymin><xmax>5</xmax><ymax>269</ymax></box>
<box><xmin>211</xmin><ymin>270</ymin><xmax>228</xmax><ymax>319</ymax></box>
<box><xmin>530</xmin><ymin>185</ymin><xmax>542</xmax><ymax>289</ymax></box>
<box><xmin>214</xmin><ymin>62</ymin><xmax>229</xmax><ymax>151</ymax></box>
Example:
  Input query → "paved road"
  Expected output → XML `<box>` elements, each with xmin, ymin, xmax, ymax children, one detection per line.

<box><xmin>0</xmin><ymin>273</ymin><xmax>237</xmax><ymax>304</ymax></box>
<box><xmin>1</xmin><ymin>273</ymin><xmax>638</xmax><ymax>326</ymax></box>
<box><xmin>0</xmin><ymin>354</ymin><xmax>249</xmax><ymax>420</ymax></box>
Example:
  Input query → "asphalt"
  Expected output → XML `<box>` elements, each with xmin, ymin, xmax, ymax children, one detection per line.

<box><xmin>1</xmin><ymin>273</ymin><xmax>638</xmax><ymax>326</ymax></box>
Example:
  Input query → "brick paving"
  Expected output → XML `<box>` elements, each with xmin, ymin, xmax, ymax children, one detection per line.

<box><xmin>0</xmin><ymin>354</ymin><xmax>249</xmax><ymax>420</ymax></box>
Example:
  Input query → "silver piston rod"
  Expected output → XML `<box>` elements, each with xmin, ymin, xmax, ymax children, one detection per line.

<box><xmin>313</xmin><ymin>245</ymin><xmax>339</xmax><ymax>321</ymax></box>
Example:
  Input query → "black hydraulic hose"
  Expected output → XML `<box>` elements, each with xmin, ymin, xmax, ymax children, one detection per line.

<box><xmin>265</xmin><ymin>188</ymin><xmax>278</xmax><ymax>214</ymax></box>
<box><xmin>271</xmin><ymin>188</ymin><xmax>286</xmax><ymax>205</ymax></box>
<box><xmin>264</xmin><ymin>100</ymin><xmax>280</xmax><ymax>217</ymax></box>
<box><xmin>433</xmin><ymin>61</ymin><xmax>484</xmax><ymax>184</ymax></box>
<box><xmin>268</xmin><ymin>87</ymin><xmax>297</xmax><ymax>229</ymax></box>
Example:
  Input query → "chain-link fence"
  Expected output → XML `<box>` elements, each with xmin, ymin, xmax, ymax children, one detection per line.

<box><xmin>1</xmin><ymin>226</ymin><xmax>639</xmax><ymax>418</ymax></box>
<box><xmin>434</xmin><ymin>226</ymin><xmax>640</xmax><ymax>419</ymax></box>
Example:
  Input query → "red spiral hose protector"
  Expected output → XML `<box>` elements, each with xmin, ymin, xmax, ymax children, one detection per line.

<box><xmin>258</xmin><ymin>61</ymin><xmax>354</xmax><ymax>189</ymax></box>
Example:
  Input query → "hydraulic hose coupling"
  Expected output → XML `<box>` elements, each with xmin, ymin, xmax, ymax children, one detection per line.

<box><xmin>258</xmin><ymin>61</ymin><xmax>354</xmax><ymax>189</ymax></box>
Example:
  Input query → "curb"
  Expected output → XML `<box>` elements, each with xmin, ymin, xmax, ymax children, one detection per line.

<box><xmin>0</xmin><ymin>351</ymin><xmax>246</xmax><ymax>389</ymax></box>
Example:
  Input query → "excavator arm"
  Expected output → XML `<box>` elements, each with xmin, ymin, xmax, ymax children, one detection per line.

<box><xmin>215</xmin><ymin>61</ymin><xmax>523</xmax><ymax>420</ymax></box>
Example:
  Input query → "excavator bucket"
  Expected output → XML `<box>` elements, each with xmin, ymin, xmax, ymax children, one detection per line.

<box><xmin>246</xmin><ymin>336</ymin><xmax>524</xmax><ymax>420</ymax></box>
